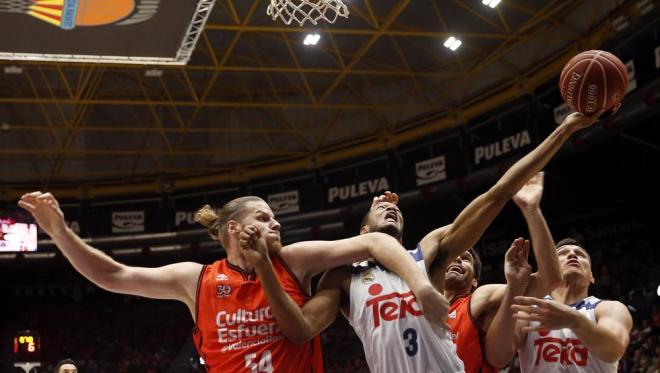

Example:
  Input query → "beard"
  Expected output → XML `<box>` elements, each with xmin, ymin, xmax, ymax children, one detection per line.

<box><xmin>370</xmin><ymin>223</ymin><xmax>402</xmax><ymax>241</ymax></box>
<box><xmin>444</xmin><ymin>273</ymin><xmax>472</xmax><ymax>291</ymax></box>
<box><xmin>266</xmin><ymin>236</ymin><xmax>283</xmax><ymax>254</ymax></box>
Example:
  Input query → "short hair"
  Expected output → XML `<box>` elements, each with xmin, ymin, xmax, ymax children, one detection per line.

<box><xmin>360</xmin><ymin>207</ymin><xmax>372</xmax><ymax>229</ymax></box>
<box><xmin>195</xmin><ymin>196</ymin><xmax>265</xmax><ymax>245</ymax></box>
<box><xmin>468</xmin><ymin>247</ymin><xmax>482</xmax><ymax>282</ymax></box>
<box><xmin>556</xmin><ymin>237</ymin><xmax>591</xmax><ymax>261</ymax></box>
<box><xmin>54</xmin><ymin>359</ymin><xmax>77</xmax><ymax>372</ymax></box>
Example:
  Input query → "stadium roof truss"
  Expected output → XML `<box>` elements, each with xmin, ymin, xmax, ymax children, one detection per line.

<box><xmin>0</xmin><ymin>0</ymin><xmax>642</xmax><ymax>197</ymax></box>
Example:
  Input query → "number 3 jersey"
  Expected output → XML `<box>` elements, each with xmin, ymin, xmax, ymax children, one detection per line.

<box><xmin>193</xmin><ymin>257</ymin><xmax>323</xmax><ymax>372</ymax></box>
<box><xmin>348</xmin><ymin>245</ymin><xmax>465</xmax><ymax>373</ymax></box>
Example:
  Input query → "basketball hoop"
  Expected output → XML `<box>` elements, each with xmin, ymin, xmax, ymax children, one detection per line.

<box><xmin>266</xmin><ymin>0</ymin><xmax>349</xmax><ymax>26</ymax></box>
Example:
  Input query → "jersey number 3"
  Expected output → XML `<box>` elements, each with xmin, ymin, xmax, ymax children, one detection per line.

<box><xmin>245</xmin><ymin>350</ymin><xmax>273</xmax><ymax>372</ymax></box>
<box><xmin>403</xmin><ymin>328</ymin><xmax>418</xmax><ymax>356</ymax></box>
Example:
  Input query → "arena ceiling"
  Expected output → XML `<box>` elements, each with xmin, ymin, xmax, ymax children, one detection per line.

<box><xmin>0</xmin><ymin>0</ymin><xmax>637</xmax><ymax>197</ymax></box>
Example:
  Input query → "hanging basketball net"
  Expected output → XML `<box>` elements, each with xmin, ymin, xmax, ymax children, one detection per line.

<box><xmin>266</xmin><ymin>0</ymin><xmax>349</xmax><ymax>26</ymax></box>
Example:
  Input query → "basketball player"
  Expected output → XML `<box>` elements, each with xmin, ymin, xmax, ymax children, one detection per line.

<box><xmin>508</xmin><ymin>238</ymin><xmax>633</xmax><ymax>372</ymax></box>
<box><xmin>18</xmin><ymin>194</ymin><xmax>446</xmax><ymax>372</ymax></box>
<box><xmin>54</xmin><ymin>358</ymin><xmax>78</xmax><ymax>373</ymax></box>
<box><xmin>236</xmin><ymin>112</ymin><xmax>598</xmax><ymax>372</ymax></box>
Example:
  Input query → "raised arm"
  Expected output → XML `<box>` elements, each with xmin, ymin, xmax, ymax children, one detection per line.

<box><xmin>18</xmin><ymin>192</ymin><xmax>201</xmax><ymax>314</ymax></box>
<box><xmin>282</xmin><ymin>232</ymin><xmax>439</xmax><ymax>299</ymax></box>
<box><xmin>512</xmin><ymin>172</ymin><xmax>562</xmax><ymax>296</ymax></box>
<box><xmin>420</xmin><ymin>113</ymin><xmax>599</xmax><ymax>267</ymax></box>
<box><xmin>512</xmin><ymin>297</ymin><xmax>632</xmax><ymax>363</ymax></box>
<box><xmin>484</xmin><ymin>239</ymin><xmax>532</xmax><ymax>367</ymax></box>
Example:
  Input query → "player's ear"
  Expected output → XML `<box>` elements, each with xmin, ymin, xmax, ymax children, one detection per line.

<box><xmin>227</xmin><ymin>220</ymin><xmax>241</xmax><ymax>234</ymax></box>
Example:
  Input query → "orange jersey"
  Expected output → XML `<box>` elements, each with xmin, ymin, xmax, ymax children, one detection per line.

<box><xmin>193</xmin><ymin>257</ymin><xmax>323</xmax><ymax>373</ymax></box>
<box><xmin>447</xmin><ymin>294</ymin><xmax>496</xmax><ymax>373</ymax></box>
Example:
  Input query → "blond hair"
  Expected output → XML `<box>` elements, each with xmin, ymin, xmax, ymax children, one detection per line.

<box><xmin>194</xmin><ymin>196</ymin><xmax>265</xmax><ymax>245</ymax></box>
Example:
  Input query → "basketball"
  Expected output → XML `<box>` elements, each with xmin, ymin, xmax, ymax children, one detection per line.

<box><xmin>559</xmin><ymin>50</ymin><xmax>628</xmax><ymax>115</ymax></box>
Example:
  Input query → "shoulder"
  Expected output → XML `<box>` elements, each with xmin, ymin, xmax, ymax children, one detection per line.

<box><xmin>595</xmin><ymin>300</ymin><xmax>631</xmax><ymax>318</ymax></box>
<box><xmin>470</xmin><ymin>284</ymin><xmax>506</xmax><ymax>315</ymax></box>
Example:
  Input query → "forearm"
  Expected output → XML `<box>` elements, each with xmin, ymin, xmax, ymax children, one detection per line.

<box><xmin>521</xmin><ymin>208</ymin><xmax>561</xmax><ymax>293</ymax></box>
<box><xmin>254</xmin><ymin>259</ymin><xmax>317</xmax><ymax>344</ymax></box>
<box><xmin>571</xmin><ymin>314</ymin><xmax>627</xmax><ymax>362</ymax></box>
<box><xmin>50</xmin><ymin>227</ymin><xmax>125</xmax><ymax>288</ymax></box>
<box><xmin>369</xmin><ymin>235</ymin><xmax>432</xmax><ymax>295</ymax></box>
<box><xmin>485</xmin><ymin>285</ymin><xmax>526</xmax><ymax>367</ymax></box>
<box><xmin>491</xmin><ymin>124</ymin><xmax>573</xmax><ymax>199</ymax></box>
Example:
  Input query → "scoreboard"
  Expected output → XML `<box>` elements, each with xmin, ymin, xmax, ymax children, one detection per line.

<box><xmin>13</xmin><ymin>331</ymin><xmax>41</xmax><ymax>362</ymax></box>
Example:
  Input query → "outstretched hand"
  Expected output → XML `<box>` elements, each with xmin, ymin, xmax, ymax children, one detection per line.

<box><xmin>371</xmin><ymin>191</ymin><xmax>399</xmax><ymax>209</ymax></box>
<box><xmin>561</xmin><ymin>112</ymin><xmax>601</xmax><ymax>131</ymax></box>
<box><xmin>511</xmin><ymin>296</ymin><xmax>579</xmax><ymax>332</ymax></box>
<box><xmin>504</xmin><ymin>238</ymin><xmax>532</xmax><ymax>293</ymax></box>
<box><xmin>513</xmin><ymin>172</ymin><xmax>544</xmax><ymax>211</ymax></box>
<box><xmin>18</xmin><ymin>192</ymin><xmax>67</xmax><ymax>237</ymax></box>
<box><xmin>239</xmin><ymin>225</ymin><xmax>270</xmax><ymax>266</ymax></box>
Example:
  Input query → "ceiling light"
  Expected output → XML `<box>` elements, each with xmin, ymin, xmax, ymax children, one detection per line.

<box><xmin>482</xmin><ymin>0</ymin><xmax>501</xmax><ymax>8</ymax></box>
<box><xmin>611</xmin><ymin>15</ymin><xmax>629</xmax><ymax>32</ymax></box>
<box><xmin>3</xmin><ymin>66</ymin><xmax>23</xmax><ymax>74</ymax></box>
<box><xmin>444</xmin><ymin>37</ymin><xmax>462</xmax><ymax>51</ymax></box>
<box><xmin>637</xmin><ymin>0</ymin><xmax>653</xmax><ymax>15</ymax></box>
<box><xmin>303</xmin><ymin>33</ymin><xmax>321</xmax><ymax>46</ymax></box>
<box><xmin>144</xmin><ymin>69</ymin><xmax>163</xmax><ymax>77</ymax></box>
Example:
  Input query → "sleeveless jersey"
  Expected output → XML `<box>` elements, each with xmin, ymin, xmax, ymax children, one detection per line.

<box><xmin>348</xmin><ymin>245</ymin><xmax>465</xmax><ymax>373</ymax></box>
<box><xmin>447</xmin><ymin>294</ymin><xmax>496</xmax><ymax>373</ymax></box>
<box><xmin>518</xmin><ymin>295</ymin><xmax>617</xmax><ymax>373</ymax></box>
<box><xmin>193</xmin><ymin>257</ymin><xmax>323</xmax><ymax>373</ymax></box>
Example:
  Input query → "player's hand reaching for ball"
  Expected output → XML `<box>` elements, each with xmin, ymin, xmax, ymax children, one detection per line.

<box><xmin>18</xmin><ymin>192</ymin><xmax>67</xmax><ymax>237</ymax></box>
<box><xmin>239</xmin><ymin>225</ymin><xmax>270</xmax><ymax>266</ymax></box>
<box><xmin>561</xmin><ymin>112</ymin><xmax>601</xmax><ymax>131</ymax></box>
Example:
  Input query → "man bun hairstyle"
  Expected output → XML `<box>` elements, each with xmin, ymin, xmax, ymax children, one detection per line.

<box><xmin>195</xmin><ymin>196</ymin><xmax>265</xmax><ymax>246</ymax></box>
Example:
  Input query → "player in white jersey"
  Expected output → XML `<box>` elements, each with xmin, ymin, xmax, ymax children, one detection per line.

<box><xmin>507</xmin><ymin>238</ymin><xmax>632</xmax><ymax>372</ymax></box>
<box><xmin>348</xmin><ymin>247</ymin><xmax>464</xmax><ymax>372</ymax></box>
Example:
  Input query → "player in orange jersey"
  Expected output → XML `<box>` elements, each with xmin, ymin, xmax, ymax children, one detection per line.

<box><xmin>19</xmin><ymin>194</ymin><xmax>447</xmax><ymax>372</ymax></box>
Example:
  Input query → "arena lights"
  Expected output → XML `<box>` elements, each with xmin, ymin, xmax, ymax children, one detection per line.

<box><xmin>3</xmin><ymin>65</ymin><xmax>23</xmax><ymax>74</ymax></box>
<box><xmin>637</xmin><ymin>0</ymin><xmax>654</xmax><ymax>15</ymax></box>
<box><xmin>444</xmin><ymin>36</ymin><xmax>462</xmax><ymax>51</ymax></box>
<box><xmin>482</xmin><ymin>0</ymin><xmax>502</xmax><ymax>8</ymax></box>
<box><xmin>144</xmin><ymin>69</ymin><xmax>163</xmax><ymax>77</ymax></box>
<box><xmin>303</xmin><ymin>33</ymin><xmax>321</xmax><ymax>46</ymax></box>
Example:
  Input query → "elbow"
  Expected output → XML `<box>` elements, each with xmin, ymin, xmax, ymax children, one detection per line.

<box><xmin>285</xmin><ymin>329</ymin><xmax>315</xmax><ymax>345</ymax></box>
<box><xmin>486</xmin><ymin>349</ymin><xmax>517</xmax><ymax>368</ymax></box>
<box><xmin>94</xmin><ymin>264</ymin><xmax>128</xmax><ymax>293</ymax></box>
<box><xmin>601</xmin><ymin>344</ymin><xmax>626</xmax><ymax>363</ymax></box>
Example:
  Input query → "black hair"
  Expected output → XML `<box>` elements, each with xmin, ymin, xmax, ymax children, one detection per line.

<box><xmin>556</xmin><ymin>237</ymin><xmax>591</xmax><ymax>261</ymax></box>
<box><xmin>54</xmin><ymin>359</ymin><xmax>77</xmax><ymax>372</ymax></box>
<box><xmin>468</xmin><ymin>247</ymin><xmax>482</xmax><ymax>282</ymax></box>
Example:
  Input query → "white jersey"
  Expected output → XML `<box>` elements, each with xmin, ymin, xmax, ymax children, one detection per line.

<box><xmin>348</xmin><ymin>245</ymin><xmax>465</xmax><ymax>373</ymax></box>
<box><xmin>518</xmin><ymin>295</ymin><xmax>617</xmax><ymax>373</ymax></box>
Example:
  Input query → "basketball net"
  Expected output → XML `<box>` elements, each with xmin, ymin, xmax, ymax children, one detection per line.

<box><xmin>266</xmin><ymin>0</ymin><xmax>349</xmax><ymax>26</ymax></box>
